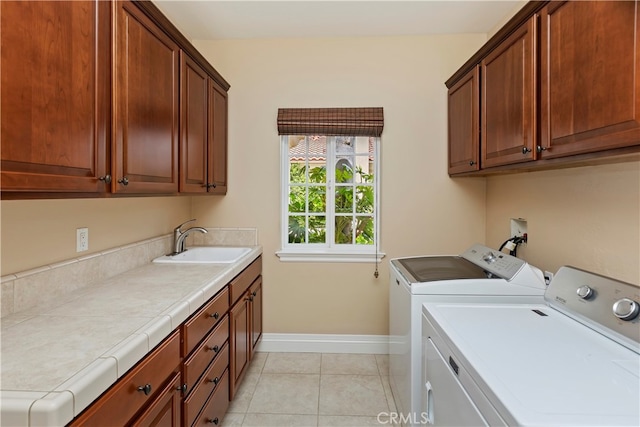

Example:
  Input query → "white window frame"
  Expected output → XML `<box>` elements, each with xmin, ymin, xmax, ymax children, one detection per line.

<box><xmin>276</xmin><ymin>135</ymin><xmax>385</xmax><ymax>263</ymax></box>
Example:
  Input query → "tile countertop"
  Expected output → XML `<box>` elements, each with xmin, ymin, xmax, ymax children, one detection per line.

<box><xmin>0</xmin><ymin>246</ymin><xmax>263</xmax><ymax>427</ymax></box>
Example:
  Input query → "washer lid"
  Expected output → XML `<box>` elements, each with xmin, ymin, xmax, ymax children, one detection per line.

<box><xmin>423</xmin><ymin>302</ymin><xmax>640</xmax><ymax>426</ymax></box>
<box><xmin>392</xmin><ymin>256</ymin><xmax>488</xmax><ymax>283</ymax></box>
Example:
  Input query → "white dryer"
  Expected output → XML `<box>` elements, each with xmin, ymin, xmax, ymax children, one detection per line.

<box><xmin>421</xmin><ymin>266</ymin><xmax>640</xmax><ymax>426</ymax></box>
<box><xmin>389</xmin><ymin>244</ymin><xmax>546</xmax><ymax>426</ymax></box>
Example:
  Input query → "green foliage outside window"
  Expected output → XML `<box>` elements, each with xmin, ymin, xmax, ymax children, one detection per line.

<box><xmin>288</xmin><ymin>162</ymin><xmax>374</xmax><ymax>245</ymax></box>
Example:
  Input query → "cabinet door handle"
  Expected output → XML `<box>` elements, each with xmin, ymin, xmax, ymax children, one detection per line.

<box><xmin>209</xmin><ymin>312</ymin><xmax>220</xmax><ymax>320</ymax></box>
<box><xmin>206</xmin><ymin>183</ymin><xmax>217</xmax><ymax>189</ymax></box>
<box><xmin>536</xmin><ymin>145</ymin><xmax>547</xmax><ymax>153</ymax></box>
<box><xmin>117</xmin><ymin>176</ymin><xmax>129</xmax><ymax>186</ymax></box>
<box><xmin>208</xmin><ymin>377</ymin><xmax>220</xmax><ymax>386</ymax></box>
<box><xmin>209</xmin><ymin>345</ymin><xmax>220</xmax><ymax>353</ymax></box>
<box><xmin>252</xmin><ymin>291</ymin><xmax>257</xmax><ymax>297</ymax></box>
<box><xmin>177</xmin><ymin>383</ymin><xmax>187</xmax><ymax>394</ymax></box>
<box><xmin>98</xmin><ymin>174</ymin><xmax>112</xmax><ymax>184</ymax></box>
<box><xmin>207</xmin><ymin>418</ymin><xmax>220</xmax><ymax>425</ymax></box>
<box><xmin>469</xmin><ymin>161</ymin><xmax>476</xmax><ymax>166</ymax></box>
<box><xmin>522</xmin><ymin>147</ymin><xmax>532</xmax><ymax>154</ymax></box>
<box><xmin>137</xmin><ymin>383</ymin><xmax>152</xmax><ymax>396</ymax></box>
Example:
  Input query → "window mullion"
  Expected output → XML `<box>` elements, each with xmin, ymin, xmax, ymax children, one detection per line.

<box><xmin>326</xmin><ymin>136</ymin><xmax>336</xmax><ymax>248</ymax></box>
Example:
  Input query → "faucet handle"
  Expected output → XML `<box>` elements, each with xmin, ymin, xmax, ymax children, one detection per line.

<box><xmin>175</xmin><ymin>219</ymin><xmax>196</xmax><ymax>232</ymax></box>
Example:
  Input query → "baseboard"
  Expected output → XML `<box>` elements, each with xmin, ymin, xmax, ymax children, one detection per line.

<box><xmin>255</xmin><ymin>333</ymin><xmax>389</xmax><ymax>354</ymax></box>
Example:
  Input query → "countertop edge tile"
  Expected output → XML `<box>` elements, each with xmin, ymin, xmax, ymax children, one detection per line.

<box><xmin>186</xmin><ymin>289</ymin><xmax>206</xmax><ymax>314</ymax></box>
<box><xmin>101</xmin><ymin>333</ymin><xmax>150</xmax><ymax>377</ymax></box>
<box><xmin>0</xmin><ymin>391</ymin><xmax>48</xmax><ymax>427</ymax></box>
<box><xmin>29</xmin><ymin>391</ymin><xmax>75</xmax><ymax>427</ymax></box>
<box><xmin>161</xmin><ymin>301</ymin><xmax>190</xmax><ymax>330</ymax></box>
<box><xmin>53</xmin><ymin>357</ymin><xmax>118</xmax><ymax>417</ymax></box>
<box><xmin>136</xmin><ymin>315</ymin><xmax>174</xmax><ymax>350</ymax></box>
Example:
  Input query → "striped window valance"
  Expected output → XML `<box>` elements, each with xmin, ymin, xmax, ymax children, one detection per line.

<box><xmin>277</xmin><ymin>107</ymin><xmax>384</xmax><ymax>137</ymax></box>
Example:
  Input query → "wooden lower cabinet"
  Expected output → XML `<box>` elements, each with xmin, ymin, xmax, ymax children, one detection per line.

<box><xmin>229</xmin><ymin>257</ymin><xmax>263</xmax><ymax>399</ymax></box>
<box><xmin>132</xmin><ymin>373</ymin><xmax>183</xmax><ymax>427</ymax></box>
<box><xmin>69</xmin><ymin>259</ymin><xmax>262</xmax><ymax>427</ymax></box>
<box><xmin>70</xmin><ymin>331</ymin><xmax>181</xmax><ymax>427</ymax></box>
<box><xmin>192</xmin><ymin>372</ymin><xmax>230</xmax><ymax>427</ymax></box>
<box><xmin>249</xmin><ymin>278</ymin><xmax>263</xmax><ymax>357</ymax></box>
<box><xmin>230</xmin><ymin>294</ymin><xmax>250</xmax><ymax>400</ymax></box>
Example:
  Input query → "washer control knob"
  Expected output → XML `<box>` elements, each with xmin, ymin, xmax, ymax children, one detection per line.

<box><xmin>576</xmin><ymin>285</ymin><xmax>594</xmax><ymax>300</ymax></box>
<box><xmin>482</xmin><ymin>252</ymin><xmax>497</xmax><ymax>264</ymax></box>
<box><xmin>613</xmin><ymin>298</ymin><xmax>640</xmax><ymax>321</ymax></box>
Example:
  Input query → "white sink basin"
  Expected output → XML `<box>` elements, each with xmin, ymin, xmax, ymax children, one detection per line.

<box><xmin>153</xmin><ymin>246</ymin><xmax>252</xmax><ymax>264</ymax></box>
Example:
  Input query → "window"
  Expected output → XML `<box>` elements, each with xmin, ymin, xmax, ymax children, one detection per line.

<box><xmin>275</xmin><ymin>108</ymin><xmax>384</xmax><ymax>262</ymax></box>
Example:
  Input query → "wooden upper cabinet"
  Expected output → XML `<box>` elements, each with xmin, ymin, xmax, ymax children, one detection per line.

<box><xmin>113</xmin><ymin>0</ymin><xmax>179</xmax><ymax>194</ymax></box>
<box><xmin>539</xmin><ymin>1</ymin><xmax>640</xmax><ymax>158</ymax></box>
<box><xmin>448</xmin><ymin>67</ymin><xmax>480</xmax><ymax>174</ymax></box>
<box><xmin>481</xmin><ymin>16</ymin><xmax>537</xmax><ymax>168</ymax></box>
<box><xmin>180</xmin><ymin>53</ymin><xmax>209</xmax><ymax>193</ymax></box>
<box><xmin>180</xmin><ymin>54</ymin><xmax>229</xmax><ymax>195</ymax></box>
<box><xmin>209</xmin><ymin>80</ymin><xmax>228</xmax><ymax>194</ymax></box>
<box><xmin>0</xmin><ymin>0</ymin><xmax>110</xmax><ymax>194</ymax></box>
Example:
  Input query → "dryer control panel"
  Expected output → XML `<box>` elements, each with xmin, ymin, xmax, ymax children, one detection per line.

<box><xmin>546</xmin><ymin>266</ymin><xmax>640</xmax><ymax>352</ymax></box>
<box><xmin>461</xmin><ymin>244</ymin><xmax>525</xmax><ymax>280</ymax></box>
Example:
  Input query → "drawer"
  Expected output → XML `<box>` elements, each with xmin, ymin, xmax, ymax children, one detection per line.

<box><xmin>183</xmin><ymin>344</ymin><xmax>229</xmax><ymax>427</ymax></box>
<box><xmin>183</xmin><ymin>315</ymin><xmax>229</xmax><ymax>394</ymax></box>
<box><xmin>229</xmin><ymin>256</ymin><xmax>262</xmax><ymax>304</ymax></box>
<box><xmin>70</xmin><ymin>330</ymin><xmax>181</xmax><ymax>427</ymax></box>
<box><xmin>191</xmin><ymin>370</ymin><xmax>230</xmax><ymax>427</ymax></box>
<box><xmin>183</xmin><ymin>287</ymin><xmax>229</xmax><ymax>356</ymax></box>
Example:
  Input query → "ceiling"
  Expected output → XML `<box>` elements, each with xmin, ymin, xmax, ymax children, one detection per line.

<box><xmin>153</xmin><ymin>1</ymin><xmax>524</xmax><ymax>41</ymax></box>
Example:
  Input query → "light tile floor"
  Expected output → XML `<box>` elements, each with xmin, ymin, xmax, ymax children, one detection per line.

<box><xmin>222</xmin><ymin>352</ymin><xmax>397</xmax><ymax>427</ymax></box>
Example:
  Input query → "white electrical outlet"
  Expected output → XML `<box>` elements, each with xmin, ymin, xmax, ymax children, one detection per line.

<box><xmin>77</xmin><ymin>228</ymin><xmax>89</xmax><ymax>252</ymax></box>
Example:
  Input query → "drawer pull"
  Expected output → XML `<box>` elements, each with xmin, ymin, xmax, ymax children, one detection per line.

<box><xmin>209</xmin><ymin>312</ymin><xmax>220</xmax><ymax>320</ymax></box>
<box><xmin>207</xmin><ymin>418</ymin><xmax>220</xmax><ymax>425</ymax></box>
<box><xmin>208</xmin><ymin>376</ymin><xmax>220</xmax><ymax>386</ymax></box>
<box><xmin>137</xmin><ymin>384</ymin><xmax>152</xmax><ymax>396</ymax></box>
<box><xmin>209</xmin><ymin>345</ymin><xmax>220</xmax><ymax>353</ymax></box>
<box><xmin>252</xmin><ymin>291</ymin><xmax>257</xmax><ymax>297</ymax></box>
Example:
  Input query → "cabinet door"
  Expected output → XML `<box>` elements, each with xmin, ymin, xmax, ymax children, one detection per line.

<box><xmin>249</xmin><ymin>278</ymin><xmax>263</xmax><ymax>357</ymax></box>
<box><xmin>448</xmin><ymin>66</ymin><xmax>480</xmax><ymax>174</ymax></box>
<box><xmin>229</xmin><ymin>297</ymin><xmax>250</xmax><ymax>400</ymax></box>
<box><xmin>0</xmin><ymin>0</ymin><xmax>110</xmax><ymax>194</ymax></box>
<box><xmin>131</xmin><ymin>373</ymin><xmax>182</xmax><ymax>427</ymax></box>
<box><xmin>208</xmin><ymin>79</ymin><xmax>228</xmax><ymax>194</ymax></box>
<box><xmin>113</xmin><ymin>1</ymin><xmax>179</xmax><ymax>193</ymax></box>
<box><xmin>180</xmin><ymin>53</ymin><xmax>209</xmax><ymax>193</ymax></box>
<box><xmin>539</xmin><ymin>1</ymin><xmax>640</xmax><ymax>158</ymax></box>
<box><xmin>481</xmin><ymin>16</ymin><xmax>536</xmax><ymax>168</ymax></box>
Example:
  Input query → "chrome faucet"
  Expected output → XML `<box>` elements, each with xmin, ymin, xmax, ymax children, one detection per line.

<box><xmin>171</xmin><ymin>219</ymin><xmax>207</xmax><ymax>255</ymax></box>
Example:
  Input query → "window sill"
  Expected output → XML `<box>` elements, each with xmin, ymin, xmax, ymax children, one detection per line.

<box><xmin>276</xmin><ymin>249</ymin><xmax>386</xmax><ymax>263</ymax></box>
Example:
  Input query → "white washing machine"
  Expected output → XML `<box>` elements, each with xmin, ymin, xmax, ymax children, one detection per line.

<box><xmin>389</xmin><ymin>244</ymin><xmax>546</xmax><ymax>426</ymax></box>
<box><xmin>421</xmin><ymin>266</ymin><xmax>640</xmax><ymax>426</ymax></box>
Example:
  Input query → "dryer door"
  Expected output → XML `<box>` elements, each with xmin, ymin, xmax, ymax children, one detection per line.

<box><xmin>423</xmin><ymin>338</ymin><xmax>488</xmax><ymax>426</ymax></box>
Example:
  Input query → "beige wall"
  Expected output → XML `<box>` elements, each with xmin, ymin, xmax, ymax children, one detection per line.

<box><xmin>192</xmin><ymin>34</ymin><xmax>488</xmax><ymax>335</ymax></box>
<box><xmin>485</xmin><ymin>161</ymin><xmax>640</xmax><ymax>285</ymax></box>
<box><xmin>1</xmin><ymin>197</ymin><xmax>192</xmax><ymax>275</ymax></box>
